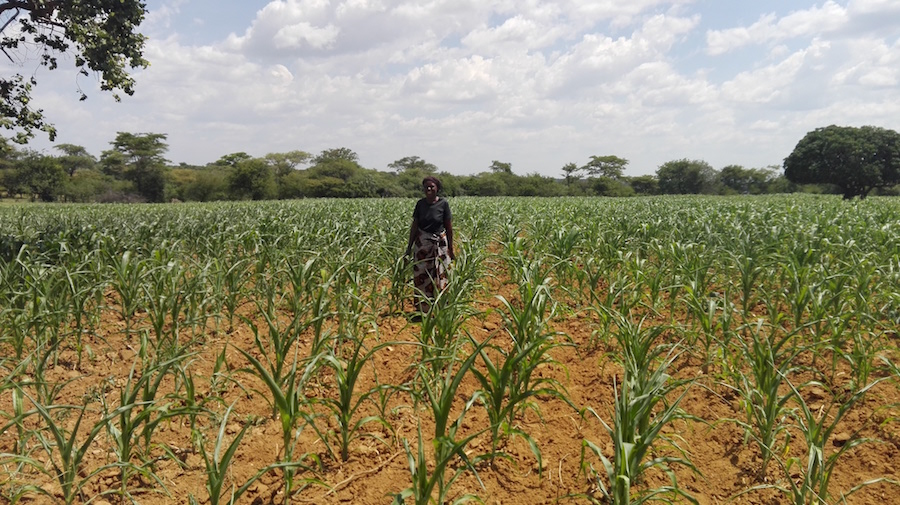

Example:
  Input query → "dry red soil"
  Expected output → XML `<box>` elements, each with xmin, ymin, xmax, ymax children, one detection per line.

<box><xmin>4</xmin><ymin>261</ymin><xmax>900</xmax><ymax>505</ymax></box>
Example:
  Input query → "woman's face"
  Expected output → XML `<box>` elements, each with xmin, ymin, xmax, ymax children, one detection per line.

<box><xmin>424</xmin><ymin>182</ymin><xmax>437</xmax><ymax>198</ymax></box>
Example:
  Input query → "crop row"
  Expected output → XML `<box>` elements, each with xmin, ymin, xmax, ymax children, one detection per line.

<box><xmin>0</xmin><ymin>195</ymin><xmax>898</xmax><ymax>504</ymax></box>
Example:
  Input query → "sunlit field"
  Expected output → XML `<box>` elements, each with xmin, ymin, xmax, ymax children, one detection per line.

<box><xmin>1</xmin><ymin>195</ymin><xmax>898</xmax><ymax>504</ymax></box>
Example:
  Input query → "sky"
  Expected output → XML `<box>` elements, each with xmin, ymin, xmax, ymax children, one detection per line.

<box><xmin>8</xmin><ymin>0</ymin><xmax>900</xmax><ymax>177</ymax></box>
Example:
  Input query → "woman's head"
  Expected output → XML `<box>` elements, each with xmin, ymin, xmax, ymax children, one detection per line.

<box><xmin>422</xmin><ymin>176</ymin><xmax>442</xmax><ymax>193</ymax></box>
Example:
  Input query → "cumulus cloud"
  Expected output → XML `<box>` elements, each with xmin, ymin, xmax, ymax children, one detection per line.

<box><xmin>402</xmin><ymin>56</ymin><xmax>499</xmax><ymax>103</ymax></box>
<box><xmin>11</xmin><ymin>0</ymin><xmax>900</xmax><ymax>176</ymax></box>
<box><xmin>143</xmin><ymin>0</ymin><xmax>187</xmax><ymax>30</ymax></box>
<box><xmin>539</xmin><ymin>12</ymin><xmax>698</xmax><ymax>98</ymax></box>
<box><xmin>273</xmin><ymin>22</ymin><xmax>340</xmax><ymax>49</ymax></box>
<box><xmin>706</xmin><ymin>1</ymin><xmax>846</xmax><ymax>55</ymax></box>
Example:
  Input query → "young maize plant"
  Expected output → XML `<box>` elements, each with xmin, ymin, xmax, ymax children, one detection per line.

<box><xmin>609</xmin><ymin>312</ymin><xmax>673</xmax><ymax>395</ymax></box>
<box><xmin>572</xmin><ymin>254</ymin><xmax>608</xmax><ymax>311</ymax></box>
<box><xmin>414</xmin><ymin>244</ymin><xmax>482</xmax><ymax>376</ymax></box>
<box><xmin>681</xmin><ymin>279</ymin><xmax>734</xmax><ymax>375</ymax></box>
<box><xmin>101</xmin><ymin>341</ymin><xmax>194</xmax><ymax>500</ymax></box>
<box><xmin>11</xmin><ymin>388</ymin><xmax>142</xmax><ymax>505</ymax></box>
<box><xmin>767</xmin><ymin>377</ymin><xmax>891</xmax><ymax>504</ymax></box>
<box><xmin>0</xmin><ymin>355</ymin><xmax>38</xmax><ymax>491</ymax></box>
<box><xmin>394</xmin><ymin>337</ymin><xmax>489</xmax><ymax>505</ymax></box>
<box><xmin>727</xmin><ymin>242</ymin><xmax>771</xmax><ymax>318</ymax></box>
<box><xmin>106</xmin><ymin>249</ymin><xmax>148</xmax><ymax>340</ymax></box>
<box><xmin>546</xmin><ymin>225</ymin><xmax>582</xmax><ymax>287</ymax></box>
<box><xmin>727</xmin><ymin>319</ymin><xmax>806</xmax><ymax>479</ymax></box>
<box><xmin>12</xmin><ymin>257</ymin><xmax>68</xmax><ymax>371</ymax></box>
<box><xmin>236</xmin><ymin>339</ymin><xmax>324</xmax><ymax>502</ymax></box>
<box><xmin>308</xmin><ymin>265</ymin><xmax>340</xmax><ymax>358</ymax></box>
<box><xmin>61</xmin><ymin>256</ymin><xmax>105</xmax><ymax>369</ymax></box>
<box><xmin>239</xmin><ymin>291</ymin><xmax>320</xmax><ymax>410</ymax></box>
<box><xmin>308</xmin><ymin>304</ymin><xmax>393</xmax><ymax>463</ymax></box>
<box><xmin>0</xmin><ymin>250</ymin><xmax>32</xmax><ymax>364</ymax></box>
<box><xmin>626</xmin><ymin>248</ymin><xmax>667</xmax><ymax>311</ymax></box>
<box><xmin>582</xmin><ymin>328</ymin><xmax>698</xmax><ymax>505</ymax></box>
<box><xmin>142</xmin><ymin>249</ymin><xmax>192</xmax><ymax>360</ymax></box>
<box><xmin>189</xmin><ymin>401</ymin><xmax>253</xmax><ymax>505</ymax></box>
<box><xmin>179</xmin><ymin>257</ymin><xmax>217</xmax><ymax>340</ymax></box>
<box><xmin>188</xmin><ymin>401</ymin><xmax>322</xmax><ymax>505</ymax></box>
<box><xmin>469</xmin><ymin>277</ymin><xmax>571</xmax><ymax>471</ymax></box>
<box><xmin>587</xmin><ymin>258</ymin><xmax>642</xmax><ymax>339</ymax></box>
<box><xmin>840</xmin><ymin>320</ymin><xmax>886</xmax><ymax>391</ymax></box>
<box><xmin>215</xmin><ymin>254</ymin><xmax>251</xmax><ymax>332</ymax></box>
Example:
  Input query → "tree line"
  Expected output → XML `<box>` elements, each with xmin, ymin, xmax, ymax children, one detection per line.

<box><xmin>0</xmin><ymin>131</ymin><xmax>888</xmax><ymax>203</ymax></box>
<box><xmin>2</xmin><ymin>3</ymin><xmax>899</xmax><ymax>203</ymax></box>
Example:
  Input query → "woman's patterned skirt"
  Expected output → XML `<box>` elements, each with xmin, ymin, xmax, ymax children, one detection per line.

<box><xmin>411</xmin><ymin>229</ymin><xmax>450</xmax><ymax>311</ymax></box>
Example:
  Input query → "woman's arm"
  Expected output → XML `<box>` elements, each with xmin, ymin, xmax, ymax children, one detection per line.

<box><xmin>406</xmin><ymin>218</ymin><xmax>419</xmax><ymax>256</ymax></box>
<box><xmin>445</xmin><ymin>218</ymin><xmax>455</xmax><ymax>260</ymax></box>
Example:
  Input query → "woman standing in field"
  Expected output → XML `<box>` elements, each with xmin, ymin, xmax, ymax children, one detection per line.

<box><xmin>406</xmin><ymin>176</ymin><xmax>455</xmax><ymax>315</ymax></box>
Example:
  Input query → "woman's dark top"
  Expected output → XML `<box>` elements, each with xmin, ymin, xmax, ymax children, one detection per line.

<box><xmin>413</xmin><ymin>198</ymin><xmax>451</xmax><ymax>234</ymax></box>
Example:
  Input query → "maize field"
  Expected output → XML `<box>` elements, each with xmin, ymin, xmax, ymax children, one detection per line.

<box><xmin>0</xmin><ymin>195</ymin><xmax>899</xmax><ymax>504</ymax></box>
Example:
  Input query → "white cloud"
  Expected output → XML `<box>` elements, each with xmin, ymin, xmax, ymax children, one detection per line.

<box><xmin>462</xmin><ymin>16</ymin><xmax>546</xmax><ymax>50</ymax></box>
<box><xmin>273</xmin><ymin>22</ymin><xmax>340</xmax><ymax>49</ymax></box>
<box><xmin>9</xmin><ymin>0</ymin><xmax>900</xmax><ymax>176</ymax></box>
<box><xmin>720</xmin><ymin>46</ymin><xmax>812</xmax><ymax>104</ymax></box>
<box><xmin>749</xmin><ymin>119</ymin><xmax>780</xmax><ymax>131</ymax></box>
<box><xmin>143</xmin><ymin>0</ymin><xmax>186</xmax><ymax>30</ymax></box>
<box><xmin>539</xmin><ymin>12</ymin><xmax>698</xmax><ymax>98</ymax></box>
<box><xmin>626</xmin><ymin>61</ymin><xmax>715</xmax><ymax>107</ymax></box>
<box><xmin>832</xmin><ymin>37</ymin><xmax>900</xmax><ymax>87</ymax></box>
<box><xmin>402</xmin><ymin>56</ymin><xmax>499</xmax><ymax>102</ymax></box>
<box><xmin>269</xmin><ymin>64</ymin><xmax>295</xmax><ymax>86</ymax></box>
<box><xmin>848</xmin><ymin>0</ymin><xmax>900</xmax><ymax>16</ymax></box>
<box><xmin>706</xmin><ymin>1</ymin><xmax>846</xmax><ymax>55</ymax></box>
<box><xmin>857</xmin><ymin>68</ymin><xmax>896</xmax><ymax>87</ymax></box>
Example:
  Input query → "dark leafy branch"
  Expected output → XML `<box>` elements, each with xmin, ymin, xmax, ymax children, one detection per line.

<box><xmin>0</xmin><ymin>0</ymin><xmax>149</xmax><ymax>142</ymax></box>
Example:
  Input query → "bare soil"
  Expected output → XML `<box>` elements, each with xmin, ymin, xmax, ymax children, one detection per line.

<box><xmin>4</xmin><ymin>260</ymin><xmax>900</xmax><ymax>505</ymax></box>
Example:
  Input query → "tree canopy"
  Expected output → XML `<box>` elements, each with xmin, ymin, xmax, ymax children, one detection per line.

<box><xmin>783</xmin><ymin>125</ymin><xmax>900</xmax><ymax>199</ymax></box>
<box><xmin>17</xmin><ymin>150</ymin><xmax>65</xmax><ymax>201</ymax></box>
<box><xmin>102</xmin><ymin>132</ymin><xmax>168</xmax><ymax>202</ymax></box>
<box><xmin>656</xmin><ymin>159</ymin><xmax>717</xmax><ymax>194</ymax></box>
<box><xmin>0</xmin><ymin>136</ymin><xmax>815</xmax><ymax>203</ymax></box>
<box><xmin>583</xmin><ymin>155</ymin><xmax>628</xmax><ymax>178</ymax></box>
<box><xmin>54</xmin><ymin>143</ymin><xmax>96</xmax><ymax>177</ymax></box>
<box><xmin>389</xmin><ymin>156</ymin><xmax>436</xmax><ymax>174</ymax></box>
<box><xmin>0</xmin><ymin>0</ymin><xmax>148</xmax><ymax>142</ymax></box>
<box><xmin>719</xmin><ymin>165</ymin><xmax>779</xmax><ymax>195</ymax></box>
<box><xmin>561</xmin><ymin>162</ymin><xmax>580</xmax><ymax>185</ymax></box>
<box><xmin>489</xmin><ymin>160</ymin><xmax>512</xmax><ymax>174</ymax></box>
<box><xmin>263</xmin><ymin>150</ymin><xmax>311</xmax><ymax>177</ymax></box>
<box><xmin>314</xmin><ymin>147</ymin><xmax>358</xmax><ymax>164</ymax></box>
<box><xmin>229</xmin><ymin>158</ymin><xmax>276</xmax><ymax>201</ymax></box>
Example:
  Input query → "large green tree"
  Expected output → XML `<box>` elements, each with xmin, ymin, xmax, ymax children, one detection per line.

<box><xmin>16</xmin><ymin>150</ymin><xmax>66</xmax><ymax>201</ymax></box>
<box><xmin>388</xmin><ymin>155</ymin><xmax>437</xmax><ymax>174</ymax></box>
<box><xmin>101</xmin><ymin>132</ymin><xmax>168</xmax><ymax>202</ymax></box>
<box><xmin>718</xmin><ymin>165</ymin><xmax>778</xmax><ymax>195</ymax></box>
<box><xmin>783</xmin><ymin>125</ymin><xmax>900</xmax><ymax>199</ymax></box>
<box><xmin>583</xmin><ymin>155</ymin><xmax>628</xmax><ymax>179</ymax></box>
<box><xmin>264</xmin><ymin>150</ymin><xmax>312</xmax><ymax>178</ymax></box>
<box><xmin>626</xmin><ymin>175</ymin><xmax>659</xmax><ymax>195</ymax></box>
<box><xmin>0</xmin><ymin>1</ymin><xmax>149</xmax><ymax>142</ymax></box>
<box><xmin>561</xmin><ymin>162</ymin><xmax>581</xmax><ymax>187</ymax></box>
<box><xmin>314</xmin><ymin>147</ymin><xmax>358</xmax><ymax>164</ymax></box>
<box><xmin>489</xmin><ymin>160</ymin><xmax>512</xmax><ymax>174</ymax></box>
<box><xmin>262</xmin><ymin>150</ymin><xmax>311</xmax><ymax>199</ymax></box>
<box><xmin>389</xmin><ymin>156</ymin><xmax>438</xmax><ymax>196</ymax></box>
<box><xmin>214</xmin><ymin>152</ymin><xmax>253</xmax><ymax>167</ymax></box>
<box><xmin>228</xmin><ymin>158</ymin><xmax>276</xmax><ymax>200</ymax></box>
<box><xmin>54</xmin><ymin>143</ymin><xmax>96</xmax><ymax>176</ymax></box>
<box><xmin>656</xmin><ymin>159</ymin><xmax>717</xmax><ymax>194</ymax></box>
